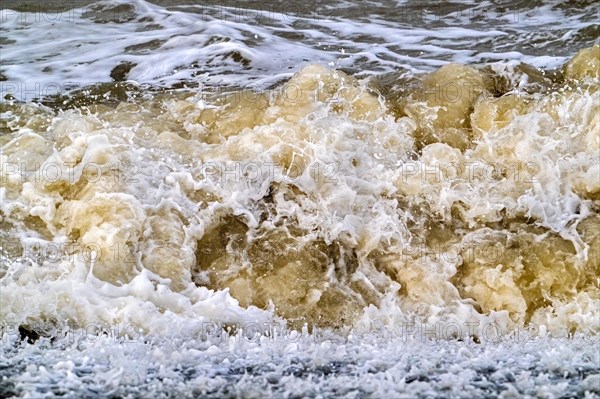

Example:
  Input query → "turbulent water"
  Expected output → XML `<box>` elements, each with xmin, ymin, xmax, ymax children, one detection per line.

<box><xmin>1</xmin><ymin>0</ymin><xmax>600</xmax><ymax>397</ymax></box>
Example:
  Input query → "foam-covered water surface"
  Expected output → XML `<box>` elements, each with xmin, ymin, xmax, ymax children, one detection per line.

<box><xmin>1</xmin><ymin>0</ymin><xmax>599</xmax><ymax>397</ymax></box>
<box><xmin>2</xmin><ymin>333</ymin><xmax>599</xmax><ymax>398</ymax></box>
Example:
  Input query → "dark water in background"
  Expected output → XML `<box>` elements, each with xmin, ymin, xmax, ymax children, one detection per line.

<box><xmin>1</xmin><ymin>0</ymin><xmax>599</xmax><ymax>100</ymax></box>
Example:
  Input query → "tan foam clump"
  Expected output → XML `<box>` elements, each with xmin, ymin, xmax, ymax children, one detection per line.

<box><xmin>193</xmin><ymin>196</ymin><xmax>364</xmax><ymax>329</ymax></box>
<box><xmin>56</xmin><ymin>194</ymin><xmax>145</xmax><ymax>285</ymax></box>
<box><xmin>471</xmin><ymin>94</ymin><xmax>533</xmax><ymax>138</ymax></box>
<box><xmin>453</xmin><ymin>225</ymin><xmax>594</xmax><ymax>324</ymax></box>
<box><xmin>577</xmin><ymin>215</ymin><xmax>600</xmax><ymax>279</ymax></box>
<box><xmin>405</xmin><ymin>64</ymin><xmax>489</xmax><ymax>150</ymax></box>
<box><xmin>189</xmin><ymin>64</ymin><xmax>384</xmax><ymax>144</ymax></box>
<box><xmin>573</xmin><ymin>164</ymin><xmax>600</xmax><ymax>200</ymax></box>
<box><xmin>141</xmin><ymin>209</ymin><xmax>194</xmax><ymax>291</ymax></box>
<box><xmin>205</xmin><ymin>64</ymin><xmax>388</xmax><ymax>181</ymax></box>
<box><xmin>192</xmin><ymin>91</ymin><xmax>270</xmax><ymax>142</ymax></box>
<box><xmin>1</xmin><ymin>133</ymin><xmax>54</xmax><ymax>196</ymax></box>
<box><xmin>469</xmin><ymin>86</ymin><xmax>599</xmax><ymax>204</ymax></box>
<box><xmin>564</xmin><ymin>45</ymin><xmax>600</xmax><ymax>82</ymax></box>
<box><xmin>263</xmin><ymin>65</ymin><xmax>384</xmax><ymax>175</ymax></box>
<box><xmin>266</xmin><ymin>64</ymin><xmax>385</xmax><ymax>124</ymax></box>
